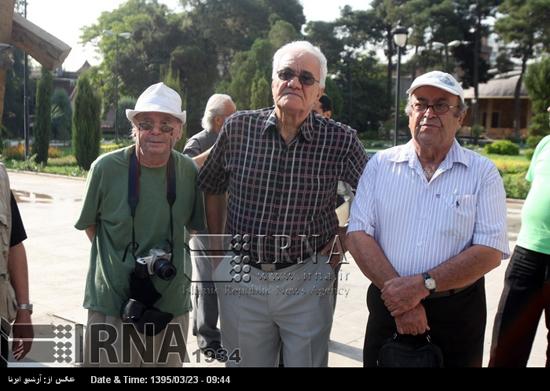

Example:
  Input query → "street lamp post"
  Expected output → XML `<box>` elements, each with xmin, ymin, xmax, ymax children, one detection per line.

<box><xmin>392</xmin><ymin>22</ymin><xmax>408</xmax><ymax>147</ymax></box>
<box><xmin>432</xmin><ymin>40</ymin><xmax>462</xmax><ymax>73</ymax></box>
<box><xmin>102</xmin><ymin>30</ymin><xmax>131</xmax><ymax>144</ymax></box>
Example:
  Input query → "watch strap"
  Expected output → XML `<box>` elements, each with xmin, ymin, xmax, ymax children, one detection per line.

<box><xmin>18</xmin><ymin>303</ymin><xmax>33</xmax><ymax>315</ymax></box>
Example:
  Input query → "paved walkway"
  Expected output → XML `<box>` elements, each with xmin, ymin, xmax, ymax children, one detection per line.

<box><xmin>5</xmin><ymin>170</ymin><xmax>546</xmax><ymax>367</ymax></box>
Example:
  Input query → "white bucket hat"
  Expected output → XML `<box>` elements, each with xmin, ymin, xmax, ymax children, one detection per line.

<box><xmin>406</xmin><ymin>71</ymin><xmax>464</xmax><ymax>104</ymax></box>
<box><xmin>126</xmin><ymin>82</ymin><xmax>186</xmax><ymax>124</ymax></box>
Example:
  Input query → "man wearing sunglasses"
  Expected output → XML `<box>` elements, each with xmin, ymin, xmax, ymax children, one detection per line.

<box><xmin>75</xmin><ymin>82</ymin><xmax>206</xmax><ymax>367</ymax></box>
<box><xmin>347</xmin><ymin>71</ymin><xmax>510</xmax><ymax>367</ymax></box>
<box><xmin>196</xmin><ymin>41</ymin><xmax>369</xmax><ymax>367</ymax></box>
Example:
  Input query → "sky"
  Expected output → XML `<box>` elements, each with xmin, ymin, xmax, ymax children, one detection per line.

<box><xmin>20</xmin><ymin>0</ymin><xmax>370</xmax><ymax>71</ymax></box>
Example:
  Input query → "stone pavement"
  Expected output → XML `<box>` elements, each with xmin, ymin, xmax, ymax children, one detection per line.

<box><xmin>5</xmin><ymin>170</ymin><xmax>546</xmax><ymax>367</ymax></box>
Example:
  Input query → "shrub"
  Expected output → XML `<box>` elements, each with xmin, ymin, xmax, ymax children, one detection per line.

<box><xmin>484</xmin><ymin>140</ymin><xmax>520</xmax><ymax>155</ymax></box>
<box><xmin>524</xmin><ymin>149</ymin><xmax>534</xmax><ymax>161</ymax></box>
<box><xmin>502</xmin><ymin>175</ymin><xmax>531</xmax><ymax>200</ymax></box>
<box><xmin>3</xmin><ymin>144</ymin><xmax>27</xmax><ymax>160</ymax></box>
<box><xmin>526</xmin><ymin>135</ymin><xmax>543</xmax><ymax>149</ymax></box>
<box><xmin>3</xmin><ymin>144</ymin><xmax>63</xmax><ymax>161</ymax></box>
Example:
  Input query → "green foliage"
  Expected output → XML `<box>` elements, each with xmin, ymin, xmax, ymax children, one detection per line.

<box><xmin>524</xmin><ymin>58</ymin><xmax>550</xmax><ymax>137</ymax></box>
<box><xmin>250</xmin><ymin>73</ymin><xmax>271</xmax><ymax>110</ymax></box>
<box><xmin>526</xmin><ymin>135</ymin><xmax>543</xmax><ymax>149</ymax></box>
<box><xmin>268</xmin><ymin>20</ymin><xmax>302</xmax><ymax>50</ymax></box>
<box><xmin>72</xmin><ymin>73</ymin><xmax>102</xmax><ymax>170</ymax></box>
<box><xmin>51</xmin><ymin>88</ymin><xmax>73</xmax><ymax>140</ymax></box>
<box><xmin>502</xmin><ymin>175</ymin><xmax>531</xmax><ymax>199</ymax></box>
<box><xmin>337</xmin><ymin>55</ymin><xmax>390</xmax><ymax>133</ymax></box>
<box><xmin>484</xmin><ymin>140</ymin><xmax>520</xmax><ymax>155</ymax></box>
<box><xmin>2</xmin><ymin>48</ymin><xmax>28</xmax><ymax>139</ymax></box>
<box><xmin>226</xmin><ymin>39</ymin><xmax>276</xmax><ymax>110</ymax></box>
<box><xmin>117</xmin><ymin>95</ymin><xmax>137</xmax><ymax>139</ymax></box>
<box><xmin>162</xmin><ymin>66</ymin><xmax>188</xmax><ymax>152</ymax></box>
<box><xmin>34</xmin><ymin>67</ymin><xmax>53</xmax><ymax>165</ymax></box>
<box><xmin>323</xmin><ymin>78</ymin><xmax>343</xmax><ymax>120</ymax></box>
<box><xmin>483</xmin><ymin>152</ymin><xmax>531</xmax><ymax>199</ymax></box>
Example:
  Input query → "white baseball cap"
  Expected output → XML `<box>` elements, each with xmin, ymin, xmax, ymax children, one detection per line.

<box><xmin>406</xmin><ymin>71</ymin><xmax>464</xmax><ymax>104</ymax></box>
<box><xmin>126</xmin><ymin>82</ymin><xmax>187</xmax><ymax>124</ymax></box>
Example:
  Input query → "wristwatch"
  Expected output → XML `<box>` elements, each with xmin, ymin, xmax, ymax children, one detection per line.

<box><xmin>18</xmin><ymin>303</ymin><xmax>33</xmax><ymax>315</ymax></box>
<box><xmin>422</xmin><ymin>273</ymin><xmax>436</xmax><ymax>294</ymax></box>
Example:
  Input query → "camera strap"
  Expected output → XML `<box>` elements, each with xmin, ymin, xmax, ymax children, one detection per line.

<box><xmin>122</xmin><ymin>148</ymin><xmax>177</xmax><ymax>263</ymax></box>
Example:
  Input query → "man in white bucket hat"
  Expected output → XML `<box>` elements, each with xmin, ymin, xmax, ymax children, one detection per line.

<box><xmin>75</xmin><ymin>82</ymin><xmax>206</xmax><ymax>367</ymax></box>
<box><xmin>347</xmin><ymin>70</ymin><xmax>509</xmax><ymax>367</ymax></box>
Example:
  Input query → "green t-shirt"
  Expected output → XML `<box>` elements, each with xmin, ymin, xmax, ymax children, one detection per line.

<box><xmin>75</xmin><ymin>146</ymin><xmax>206</xmax><ymax>317</ymax></box>
<box><xmin>516</xmin><ymin>135</ymin><xmax>550</xmax><ymax>255</ymax></box>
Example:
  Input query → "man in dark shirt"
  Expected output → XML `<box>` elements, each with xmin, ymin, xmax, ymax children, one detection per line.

<box><xmin>196</xmin><ymin>41</ymin><xmax>369</xmax><ymax>367</ymax></box>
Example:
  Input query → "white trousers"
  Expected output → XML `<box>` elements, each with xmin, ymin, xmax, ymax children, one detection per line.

<box><xmin>213</xmin><ymin>253</ymin><xmax>335</xmax><ymax>367</ymax></box>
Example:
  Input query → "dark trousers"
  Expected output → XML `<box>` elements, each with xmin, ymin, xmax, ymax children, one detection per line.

<box><xmin>364</xmin><ymin>278</ymin><xmax>486</xmax><ymax>367</ymax></box>
<box><xmin>489</xmin><ymin>246</ymin><xmax>550</xmax><ymax>367</ymax></box>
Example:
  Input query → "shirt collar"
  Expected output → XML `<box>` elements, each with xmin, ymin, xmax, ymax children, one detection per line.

<box><xmin>262</xmin><ymin>108</ymin><xmax>315</xmax><ymax>143</ymax></box>
<box><xmin>391</xmin><ymin>139</ymin><xmax>470</xmax><ymax>169</ymax></box>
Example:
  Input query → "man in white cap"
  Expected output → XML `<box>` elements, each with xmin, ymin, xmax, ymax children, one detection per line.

<box><xmin>347</xmin><ymin>71</ymin><xmax>510</xmax><ymax>367</ymax></box>
<box><xmin>75</xmin><ymin>82</ymin><xmax>206</xmax><ymax>367</ymax></box>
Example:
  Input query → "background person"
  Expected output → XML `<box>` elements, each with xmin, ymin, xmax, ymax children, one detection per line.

<box><xmin>489</xmin><ymin>118</ymin><xmax>550</xmax><ymax>367</ymax></box>
<box><xmin>196</xmin><ymin>41</ymin><xmax>369</xmax><ymax>367</ymax></box>
<box><xmin>313</xmin><ymin>93</ymin><xmax>332</xmax><ymax>118</ymax></box>
<box><xmin>347</xmin><ymin>71</ymin><xmax>510</xmax><ymax>367</ymax></box>
<box><xmin>75</xmin><ymin>82</ymin><xmax>206</xmax><ymax>367</ymax></box>
<box><xmin>0</xmin><ymin>163</ymin><xmax>33</xmax><ymax>367</ymax></box>
<box><xmin>183</xmin><ymin>93</ymin><xmax>236</xmax><ymax>361</ymax></box>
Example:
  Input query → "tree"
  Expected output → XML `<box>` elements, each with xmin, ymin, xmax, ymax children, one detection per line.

<box><xmin>250</xmin><ymin>72</ymin><xmax>270</xmax><ymax>109</ymax></box>
<box><xmin>72</xmin><ymin>73</ymin><xmax>102</xmax><ymax>171</ymax></box>
<box><xmin>2</xmin><ymin>47</ymin><xmax>27</xmax><ymax>139</ymax></box>
<box><xmin>494</xmin><ymin>0</ymin><xmax>550</xmax><ymax>138</ymax></box>
<box><xmin>335</xmin><ymin>55</ymin><xmax>389</xmax><ymax>135</ymax></box>
<box><xmin>161</xmin><ymin>65</ymin><xmax>187</xmax><ymax>152</ymax></box>
<box><xmin>51</xmin><ymin>88</ymin><xmax>73</xmax><ymax>141</ymax></box>
<box><xmin>80</xmin><ymin>0</ymin><xmax>182</xmax><ymax>117</ymax></box>
<box><xmin>524</xmin><ymin>58</ymin><xmax>550</xmax><ymax>137</ymax></box>
<box><xmin>116</xmin><ymin>95</ymin><xmax>137</xmax><ymax>140</ymax></box>
<box><xmin>33</xmin><ymin>67</ymin><xmax>53</xmax><ymax>165</ymax></box>
<box><xmin>224</xmin><ymin>39</ymin><xmax>275</xmax><ymax>110</ymax></box>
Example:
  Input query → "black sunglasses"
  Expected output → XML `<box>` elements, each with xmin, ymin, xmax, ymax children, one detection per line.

<box><xmin>138</xmin><ymin>122</ymin><xmax>174</xmax><ymax>133</ymax></box>
<box><xmin>277</xmin><ymin>69</ymin><xmax>319</xmax><ymax>86</ymax></box>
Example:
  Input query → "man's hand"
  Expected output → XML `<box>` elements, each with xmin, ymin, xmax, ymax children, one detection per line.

<box><xmin>381</xmin><ymin>274</ymin><xmax>428</xmax><ymax>317</ymax></box>
<box><xmin>394</xmin><ymin>303</ymin><xmax>430</xmax><ymax>336</ymax></box>
<box><xmin>11</xmin><ymin>311</ymin><xmax>33</xmax><ymax>361</ymax></box>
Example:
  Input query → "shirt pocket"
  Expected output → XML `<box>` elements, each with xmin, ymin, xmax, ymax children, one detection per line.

<box><xmin>436</xmin><ymin>194</ymin><xmax>476</xmax><ymax>239</ymax></box>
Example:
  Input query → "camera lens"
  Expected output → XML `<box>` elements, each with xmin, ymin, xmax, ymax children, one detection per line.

<box><xmin>153</xmin><ymin>258</ymin><xmax>177</xmax><ymax>281</ymax></box>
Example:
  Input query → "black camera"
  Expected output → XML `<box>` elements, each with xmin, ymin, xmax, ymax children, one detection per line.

<box><xmin>135</xmin><ymin>248</ymin><xmax>177</xmax><ymax>281</ymax></box>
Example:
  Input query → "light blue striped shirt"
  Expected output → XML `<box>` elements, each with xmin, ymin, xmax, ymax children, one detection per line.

<box><xmin>348</xmin><ymin>140</ymin><xmax>510</xmax><ymax>277</ymax></box>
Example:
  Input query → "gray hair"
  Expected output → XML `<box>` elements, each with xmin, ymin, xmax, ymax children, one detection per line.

<box><xmin>404</xmin><ymin>95</ymin><xmax>468</xmax><ymax>118</ymax></box>
<box><xmin>201</xmin><ymin>94</ymin><xmax>234</xmax><ymax>130</ymax></box>
<box><xmin>272</xmin><ymin>41</ymin><xmax>327</xmax><ymax>88</ymax></box>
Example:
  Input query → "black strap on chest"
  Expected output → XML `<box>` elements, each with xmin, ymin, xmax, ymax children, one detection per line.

<box><xmin>123</xmin><ymin>149</ymin><xmax>177</xmax><ymax>262</ymax></box>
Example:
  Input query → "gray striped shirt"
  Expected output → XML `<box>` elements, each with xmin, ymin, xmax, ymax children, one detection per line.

<box><xmin>348</xmin><ymin>140</ymin><xmax>510</xmax><ymax>277</ymax></box>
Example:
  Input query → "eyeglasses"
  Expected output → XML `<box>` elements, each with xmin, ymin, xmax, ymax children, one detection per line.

<box><xmin>410</xmin><ymin>102</ymin><xmax>459</xmax><ymax>114</ymax></box>
<box><xmin>138</xmin><ymin>122</ymin><xmax>174</xmax><ymax>133</ymax></box>
<box><xmin>277</xmin><ymin>69</ymin><xmax>319</xmax><ymax>86</ymax></box>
